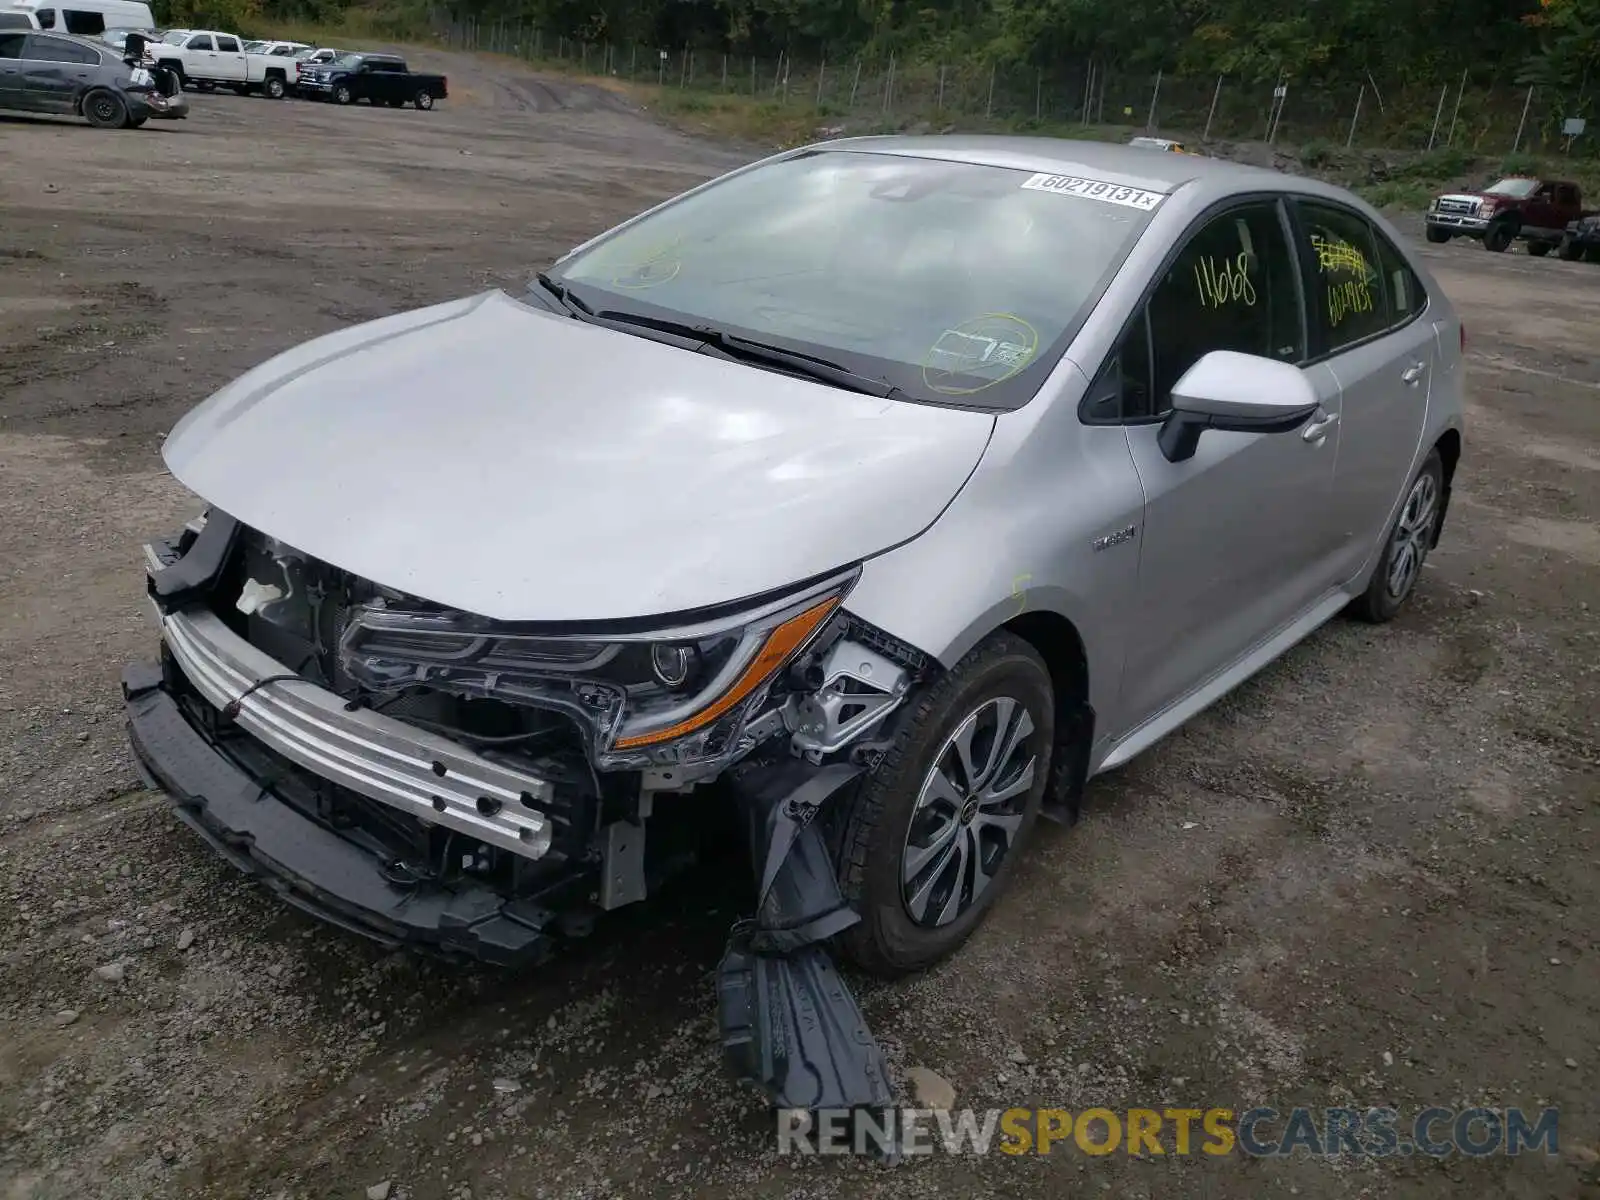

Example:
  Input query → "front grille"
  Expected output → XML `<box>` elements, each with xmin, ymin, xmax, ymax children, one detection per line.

<box><xmin>1438</xmin><ymin>198</ymin><xmax>1477</xmax><ymax>215</ymax></box>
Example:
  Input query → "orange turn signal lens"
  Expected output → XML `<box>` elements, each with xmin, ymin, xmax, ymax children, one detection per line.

<box><xmin>611</xmin><ymin>596</ymin><xmax>841</xmax><ymax>750</ymax></box>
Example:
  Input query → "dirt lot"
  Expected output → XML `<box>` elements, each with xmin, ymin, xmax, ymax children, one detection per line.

<box><xmin>1</xmin><ymin>50</ymin><xmax>1597</xmax><ymax>1200</ymax></box>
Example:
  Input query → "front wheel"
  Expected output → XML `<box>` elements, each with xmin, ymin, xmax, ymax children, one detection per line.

<box><xmin>82</xmin><ymin>88</ymin><xmax>128</xmax><ymax>129</ymax></box>
<box><xmin>1349</xmin><ymin>450</ymin><xmax>1445</xmax><ymax>624</ymax></box>
<box><xmin>414</xmin><ymin>89</ymin><xmax>433</xmax><ymax>110</ymax></box>
<box><xmin>1483</xmin><ymin>222</ymin><xmax>1515</xmax><ymax>252</ymax></box>
<box><xmin>333</xmin><ymin>84</ymin><xmax>352</xmax><ymax>105</ymax></box>
<box><xmin>832</xmin><ymin>632</ymin><xmax>1055</xmax><ymax>978</ymax></box>
<box><xmin>262</xmin><ymin>75</ymin><xmax>285</xmax><ymax>99</ymax></box>
<box><xmin>1425</xmin><ymin>226</ymin><xmax>1451</xmax><ymax>244</ymax></box>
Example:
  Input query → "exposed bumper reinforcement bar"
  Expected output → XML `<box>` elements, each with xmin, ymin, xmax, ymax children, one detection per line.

<box><xmin>123</xmin><ymin>661</ymin><xmax>556</xmax><ymax>965</ymax></box>
<box><xmin>159</xmin><ymin>607</ymin><xmax>555</xmax><ymax>860</ymax></box>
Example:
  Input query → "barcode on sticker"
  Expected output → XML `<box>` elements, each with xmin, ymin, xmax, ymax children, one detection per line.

<box><xmin>1020</xmin><ymin>173</ymin><xmax>1165</xmax><ymax>211</ymax></box>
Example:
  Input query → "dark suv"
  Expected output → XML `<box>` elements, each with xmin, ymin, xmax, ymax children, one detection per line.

<box><xmin>0</xmin><ymin>29</ymin><xmax>185</xmax><ymax>126</ymax></box>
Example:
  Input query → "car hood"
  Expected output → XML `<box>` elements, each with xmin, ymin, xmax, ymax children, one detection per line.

<box><xmin>162</xmin><ymin>290</ymin><xmax>996</xmax><ymax>623</ymax></box>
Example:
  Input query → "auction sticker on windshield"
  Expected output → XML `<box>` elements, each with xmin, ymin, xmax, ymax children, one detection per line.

<box><xmin>1020</xmin><ymin>174</ymin><xmax>1166</xmax><ymax>211</ymax></box>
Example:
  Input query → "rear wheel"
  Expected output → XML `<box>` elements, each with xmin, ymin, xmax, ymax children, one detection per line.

<box><xmin>1349</xmin><ymin>450</ymin><xmax>1445</xmax><ymax>624</ymax></box>
<box><xmin>414</xmin><ymin>89</ymin><xmax>433</xmax><ymax>110</ymax></box>
<box><xmin>82</xmin><ymin>88</ymin><xmax>128</xmax><ymax>129</ymax></box>
<box><xmin>832</xmin><ymin>632</ymin><xmax>1054</xmax><ymax>978</ymax></box>
<box><xmin>262</xmin><ymin>74</ymin><xmax>285</xmax><ymax>99</ymax></box>
<box><xmin>1425</xmin><ymin>226</ymin><xmax>1451</xmax><ymax>244</ymax></box>
<box><xmin>333</xmin><ymin>83</ymin><xmax>352</xmax><ymax>105</ymax></box>
<box><xmin>1482</xmin><ymin>221</ymin><xmax>1515</xmax><ymax>252</ymax></box>
<box><xmin>1558</xmin><ymin>235</ymin><xmax>1583</xmax><ymax>261</ymax></box>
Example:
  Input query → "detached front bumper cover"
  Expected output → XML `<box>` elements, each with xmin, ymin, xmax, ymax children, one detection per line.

<box><xmin>717</xmin><ymin>760</ymin><xmax>894</xmax><ymax>1121</ymax></box>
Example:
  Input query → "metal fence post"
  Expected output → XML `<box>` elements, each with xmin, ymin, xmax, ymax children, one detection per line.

<box><xmin>1513</xmin><ymin>84</ymin><xmax>1534</xmax><ymax>152</ymax></box>
<box><xmin>936</xmin><ymin>64</ymin><xmax>944</xmax><ymax>111</ymax></box>
<box><xmin>986</xmin><ymin>62</ymin><xmax>995</xmax><ymax>119</ymax></box>
<box><xmin>772</xmin><ymin>51</ymin><xmax>784</xmax><ymax>96</ymax></box>
<box><xmin>1146</xmin><ymin>67</ymin><xmax>1162</xmax><ymax>132</ymax></box>
<box><xmin>1347</xmin><ymin>84</ymin><xmax>1364</xmax><ymax>147</ymax></box>
<box><xmin>1082</xmin><ymin>61</ymin><xmax>1094</xmax><ymax>125</ymax></box>
<box><xmin>1427</xmin><ymin>82</ymin><xmax>1446</xmax><ymax>150</ymax></box>
<box><xmin>1035</xmin><ymin>69</ymin><xmax>1042</xmax><ymax>120</ymax></box>
<box><xmin>1446</xmin><ymin>67</ymin><xmax>1467</xmax><ymax>146</ymax></box>
<box><xmin>750</xmin><ymin>55</ymin><xmax>756</xmax><ymax>96</ymax></box>
<box><xmin>1203</xmin><ymin>73</ymin><xmax>1222</xmax><ymax>140</ymax></box>
<box><xmin>721</xmin><ymin>54</ymin><xmax>727</xmax><ymax>90</ymax></box>
<box><xmin>849</xmin><ymin>59</ymin><xmax>861</xmax><ymax>107</ymax></box>
<box><xmin>679</xmin><ymin>46</ymin><xmax>687</xmax><ymax>88</ymax></box>
<box><xmin>816</xmin><ymin>58</ymin><xmax>825</xmax><ymax>109</ymax></box>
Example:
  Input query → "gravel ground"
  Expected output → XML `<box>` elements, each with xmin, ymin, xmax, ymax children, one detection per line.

<box><xmin>0</xmin><ymin>51</ymin><xmax>1596</xmax><ymax>1200</ymax></box>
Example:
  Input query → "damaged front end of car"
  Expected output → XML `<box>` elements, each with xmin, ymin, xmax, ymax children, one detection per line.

<box><xmin>125</xmin><ymin>508</ymin><xmax>932</xmax><ymax>1119</ymax></box>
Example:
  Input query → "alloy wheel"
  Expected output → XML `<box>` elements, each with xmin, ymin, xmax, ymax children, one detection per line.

<box><xmin>901</xmin><ymin>695</ymin><xmax>1039</xmax><ymax>928</ymax></box>
<box><xmin>91</xmin><ymin>96</ymin><xmax>118</xmax><ymax>123</ymax></box>
<box><xmin>1386</xmin><ymin>471</ymin><xmax>1438</xmax><ymax>600</ymax></box>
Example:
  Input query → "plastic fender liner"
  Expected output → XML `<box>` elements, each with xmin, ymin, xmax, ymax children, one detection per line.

<box><xmin>149</xmin><ymin>509</ymin><xmax>240</xmax><ymax>611</ymax></box>
<box><xmin>717</xmin><ymin>757</ymin><xmax>893</xmax><ymax>1121</ymax></box>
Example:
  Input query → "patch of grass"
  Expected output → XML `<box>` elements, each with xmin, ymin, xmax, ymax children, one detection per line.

<box><xmin>1357</xmin><ymin>179</ymin><xmax>1439</xmax><ymax>210</ymax></box>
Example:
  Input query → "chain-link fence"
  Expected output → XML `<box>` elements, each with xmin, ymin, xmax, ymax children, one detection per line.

<box><xmin>435</xmin><ymin>19</ymin><xmax>1596</xmax><ymax>158</ymax></box>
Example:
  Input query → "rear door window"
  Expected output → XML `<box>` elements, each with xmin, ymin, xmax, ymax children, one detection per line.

<box><xmin>215</xmin><ymin>34</ymin><xmax>239</xmax><ymax>51</ymax></box>
<box><xmin>1292</xmin><ymin>201</ymin><xmax>1390</xmax><ymax>354</ymax></box>
<box><xmin>1369</xmin><ymin>226</ymin><xmax>1428</xmax><ymax>325</ymax></box>
<box><xmin>25</xmin><ymin>33</ymin><xmax>98</xmax><ymax>62</ymax></box>
<box><xmin>35</xmin><ymin>8</ymin><xmax>55</xmax><ymax>27</ymax></box>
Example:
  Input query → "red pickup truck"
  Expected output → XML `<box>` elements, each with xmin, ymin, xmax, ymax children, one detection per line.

<box><xmin>1424</xmin><ymin>176</ymin><xmax>1594</xmax><ymax>255</ymax></box>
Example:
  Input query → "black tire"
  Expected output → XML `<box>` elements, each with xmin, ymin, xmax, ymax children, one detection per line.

<box><xmin>1349</xmin><ymin>449</ymin><xmax>1445</xmax><ymax>624</ymax></box>
<box><xmin>195</xmin><ymin>79</ymin><xmax>215</xmax><ymax>93</ymax></box>
<box><xmin>1527</xmin><ymin>240</ymin><xmax>1552</xmax><ymax>257</ymax></box>
<box><xmin>333</xmin><ymin>84</ymin><xmax>352</xmax><ymax>105</ymax></box>
<box><xmin>262</xmin><ymin>74</ymin><xmax>285</xmax><ymax>99</ymax></box>
<box><xmin>1424</xmin><ymin>226</ymin><xmax>1451</xmax><ymax>244</ymax></box>
<box><xmin>157</xmin><ymin>60</ymin><xmax>184</xmax><ymax>89</ymax></box>
<box><xmin>1482</xmin><ymin>221</ymin><xmax>1515</xmax><ymax>252</ymax></box>
<box><xmin>1585</xmin><ymin>247</ymin><xmax>1600</xmax><ymax>265</ymax></box>
<box><xmin>832</xmin><ymin>631</ymin><xmax>1055</xmax><ymax>978</ymax></box>
<box><xmin>414</xmin><ymin>89</ymin><xmax>433</xmax><ymax>110</ymax></box>
<box><xmin>82</xmin><ymin>88</ymin><xmax>127</xmax><ymax>129</ymax></box>
<box><xmin>1558</xmin><ymin>235</ymin><xmax>1583</xmax><ymax>261</ymax></box>
<box><xmin>126</xmin><ymin>114</ymin><xmax>146</xmax><ymax>129</ymax></box>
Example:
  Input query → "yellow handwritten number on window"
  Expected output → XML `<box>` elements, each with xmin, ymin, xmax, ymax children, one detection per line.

<box><xmin>1193</xmin><ymin>252</ymin><xmax>1258</xmax><ymax>310</ymax></box>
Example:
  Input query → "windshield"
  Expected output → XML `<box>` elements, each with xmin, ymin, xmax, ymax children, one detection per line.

<box><xmin>243</xmin><ymin>40</ymin><xmax>263</xmax><ymax>51</ymax></box>
<box><xmin>332</xmin><ymin>53</ymin><xmax>363</xmax><ymax>68</ymax></box>
<box><xmin>1484</xmin><ymin>178</ymin><xmax>1539</xmax><ymax>198</ymax></box>
<box><xmin>160</xmin><ymin>30</ymin><xmax>186</xmax><ymax>44</ymax></box>
<box><xmin>551</xmin><ymin>150</ymin><xmax>1158</xmax><ymax>410</ymax></box>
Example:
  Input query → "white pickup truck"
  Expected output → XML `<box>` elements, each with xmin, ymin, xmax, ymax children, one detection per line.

<box><xmin>147</xmin><ymin>28</ymin><xmax>298</xmax><ymax>98</ymax></box>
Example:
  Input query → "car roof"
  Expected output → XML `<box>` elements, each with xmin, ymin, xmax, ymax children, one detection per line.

<box><xmin>815</xmin><ymin>135</ymin><xmax>1293</xmax><ymax>194</ymax></box>
<box><xmin>25</xmin><ymin>29</ymin><xmax>111</xmax><ymax>50</ymax></box>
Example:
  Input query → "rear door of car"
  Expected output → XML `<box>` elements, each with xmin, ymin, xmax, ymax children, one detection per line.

<box><xmin>1287</xmin><ymin>197</ymin><xmax>1434</xmax><ymax>586</ymax></box>
<box><xmin>19</xmin><ymin>32</ymin><xmax>101</xmax><ymax>112</ymax></box>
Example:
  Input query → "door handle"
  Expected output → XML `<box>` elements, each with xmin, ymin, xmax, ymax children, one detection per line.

<box><xmin>1401</xmin><ymin>361</ymin><xmax>1427</xmax><ymax>385</ymax></box>
<box><xmin>1302</xmin><ymin>410</ymin><xmax>1339</xmax><ymax>443</ymax></box>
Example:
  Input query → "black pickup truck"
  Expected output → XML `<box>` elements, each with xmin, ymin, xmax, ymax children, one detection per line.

<box><xmin>296</xmin><ymin>52</ymin><xmax>447</xmax><ymax>109</ymax></box>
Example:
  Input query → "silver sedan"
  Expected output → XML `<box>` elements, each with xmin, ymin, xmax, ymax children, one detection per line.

<box><xmin>129</xmin><ymin>135</ymin><xmax>1464</xmax><ymax>1116</ymax></box>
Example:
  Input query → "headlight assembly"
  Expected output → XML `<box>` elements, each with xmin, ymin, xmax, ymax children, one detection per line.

<box><xmin>337</xmin><ymin>570</ymin><xmax>858</xmax><ymax>768</ymax></box>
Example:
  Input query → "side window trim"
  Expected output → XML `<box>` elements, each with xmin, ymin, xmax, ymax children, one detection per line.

<box><xmin>1079</xmin><ymin>192</ymin><xmax>1302</xmax><ymax>427</ymax></box>
<box><xmin>1287</xmin><ymin>195</ymin><xmax>1428</xmax><ymax>365</ymax></box>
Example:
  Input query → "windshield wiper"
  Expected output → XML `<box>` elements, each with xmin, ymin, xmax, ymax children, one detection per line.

<box><xmin>585</xmin><ymin>308</ymin><xmax>903</xmax><ymax>399</ymax></box>
<box><xmin>533</xmin><ymin>272</ymin><xmax>594</xmax><ymax>318</ymax></box>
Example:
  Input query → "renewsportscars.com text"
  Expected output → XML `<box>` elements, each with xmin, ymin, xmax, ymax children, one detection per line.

<box><xmin>777</xmin><ymin>1105</ymin><xmax>1561</xmax><ymax>1157</ymax></box>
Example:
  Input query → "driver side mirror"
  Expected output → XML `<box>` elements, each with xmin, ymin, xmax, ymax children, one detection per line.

<box><xmin>1157</xmin><ymin>350</ymin><xmax>1321</xmax><ymax>464</ymax></box>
